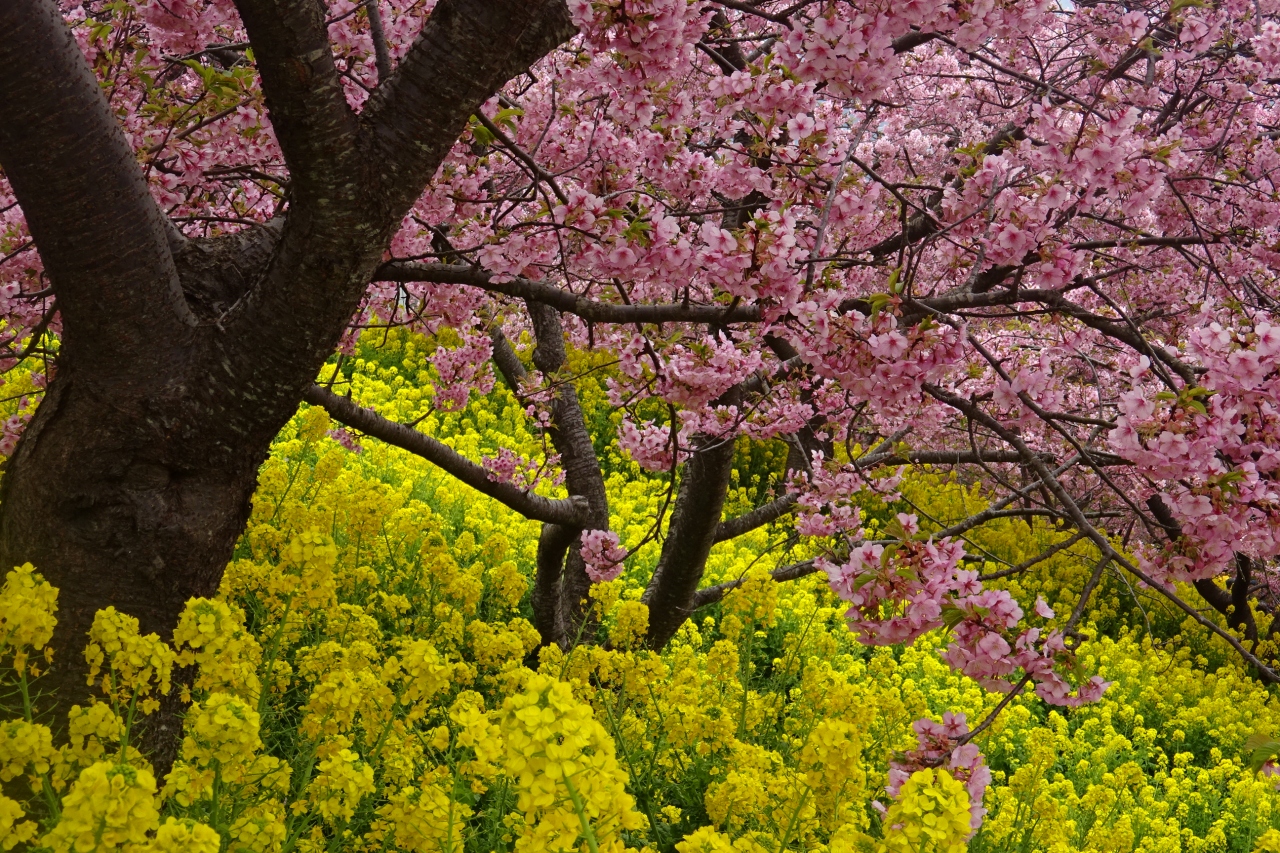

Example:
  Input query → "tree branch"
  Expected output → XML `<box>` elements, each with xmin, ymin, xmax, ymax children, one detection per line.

<box><xmin>361</xmin><ymin>0</ymin><xmax>577</xmax><ymax>220</ymax></box>
<box><xmin>526</xmin><ymin>302</ymin><xmax>611</xmax><ymax>640</ymax></box>
<box><xmin>925</xmin><ymin>383</ymin><xmax>1280</xmax><ymax>683</ymax></box>
<box><xmin>490</xmin><ymin>327</ymin><xmax>529</xmax><ymax>392</ymax></box>
<box><xmin>692</xmin><ymin>559</ymin><xmax>818</xmax><ymax>609</ymax></box>
<box><xmin>1147</xmin><ymin>495</ymin><xmax>1259</xmax><ymax>641</ymax></box>
<box><xmin>366</xmin><ymin>0</ymin><xmax>394</xmax><ymax>82</ymax></box>
<box><xmin>303</xmin><ymin>385</ymin><xmax>586</xmax><ymax>526</ymax></box>
<box><xmin>715</xmin><ymin>492</ymin><xmax>798</xmax><ymax>543</ymax></box>
<box><xmin>379</xmin><ymin>261</ymin><xmax>765</xmax><ymax>323</ymax></box>
<box><xmin>856</xmin><ymin>449</ymin><xmax>1050</xmax><ymax>468</ymax></box>
<box><xmin>231</xmin><ymin>0</ymin><xmax>363</xmax><ymax>216</ymax></box>
<box><xmin>0</xmin><ymin>0</ymin><xmax>195</xmax><ymax>362</ymax></box>
<box><xmin>474</xmin><ymin>112</ymin><xmax>568</xmax><ymax>205</ymax></box>
<box><xmin>533</xmin><ymin>522</ymin><xmax>576</xmax><ymax>647</ymax></box>
<box><xmin>977</xmin><ymin>531</ymin><xmax>1090</xmax><ymax>580</ymax></box>
<box><xmin>643</xmin><ymin>390</ymin><xmax>743</xmax><ymax>648</ymax></box>
<box><xmin>220</xmin><ymin>0</ymin><xmax>577</xmax><ymax>431</ymax></box>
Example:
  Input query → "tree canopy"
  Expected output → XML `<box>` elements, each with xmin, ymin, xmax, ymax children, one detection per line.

<box><xmin>1</xmin><ymin>0</ymin><xmax>1279</xmax><ymax>762</ymax></box>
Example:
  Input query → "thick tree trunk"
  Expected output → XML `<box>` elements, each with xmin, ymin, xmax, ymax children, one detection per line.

<box><xmin>0</xmin><ymin>353</ymin><xmax>289</xmax><ymax>765</ymax></box>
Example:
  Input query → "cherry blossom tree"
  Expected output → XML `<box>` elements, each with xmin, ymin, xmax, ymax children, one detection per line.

<box><xmin>3</xmin><ymin>0</ymin><xmax>1280</xmax><ymax>770</ymax></box>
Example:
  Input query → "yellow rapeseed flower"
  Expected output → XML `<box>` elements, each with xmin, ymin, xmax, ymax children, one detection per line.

<box><xmin>42</xmin><ymin>762</ymin><xmax>160</xmax><ymax>853</ymax></box>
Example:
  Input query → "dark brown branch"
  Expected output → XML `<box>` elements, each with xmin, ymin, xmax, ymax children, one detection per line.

<box><xmin>385</xmin><ymin>265</ymin><xmax>1197</xmax><ymax>391</ymax></box>
<box><xmin>707</xmin><ymin>0</ymin><xmax>790</xmax><ymax>25</ymax></box>
<box><xmin>221</xmin><ymin>0</ymin><xmax>577</xmax><ymax>427</ymax></box>
<box><xmin>892</xmin><ymin>30</ymin><xmax>941</xmax><ymax>52</ymax></box>
<box><xmin>304</xmin><ymin>385</ymin><xmax>586</xmax><ymax>526</ymax></box>
<box><xmin>533</xmin><ymin>522</ymin><xmax>576</xmax><ymax>647</ymax></box>
<box><xmin>859</xmin><ymin>123</ymin><xmax>1025</xmax><ymax>259</ymax></box>
<box><xmin>692</xmin><ymin>559</ymin><xmax>818</xmax><ymax>609</ymax></box>
<box><xmin>366</xmin><ymin>0</ymin><xmax>394</xmax><ymax>82</ymax></box>
<box><xmin>1034</xmin><ymin>291</ymin><xmax>1199</xmax><ymax>385</ymax></box>
<box><xmin>0</xmin><ymin>0</ymin><xmax>195</xmax><ymax>360</ymax></box>
<box><xmin>710</xmin><ymin>450</ymin><xmax>1110</xmax><ymax>547</ymax></box>
<box><xmin>978</xmin><ymin>531</ymin><xmax>1089</xmax><ymax>581</ymax></box>
<box><xmin>643</xmin><ymin>389</ymin><xmax>743</xmax><ymax>648</ymax></box>
<box><xmin>1071</xmin><ymin>235</ymin><xmax>1220</xmax><ymax>251</ymax></box>
<box><xmin>1147</xmin><ymin>495</ymin><xmax>1259</xmax><ymax>641</ymax></box>
<box><xmin>715</xmin><ymin>493</ymin><xmax>798</xmax><ymax>543</ymax></box>
<box><xmin>379</xmin><ymin>261</ymin><xmax>765</xmax><ymax>323</ymax></box>
<box><xmin>490</xmin><ymin>327</ymin><xmax>530</xmax><ymax>391</ymax></box>
<box><xmin>474</xmin><ymin>112</ymin><xmax>568</xmax><ymax>205</ymax></box>
<box><xmin>903</xmin><ymin>286</ymin><xmax>1199</xmax><ymax>386</ymax></box>
<box><xmin>856</xmin><ymin>449</ymin><xmax>1050</xmax><ymax>468</ymax></box>
<box><xmin>231</xmin><ymin>0</ymin><xmax>362</xmax><ymax>216</ymax></box>
<box><xmin>362</xmin><ymin>0</ymin><xmax>577</xmax><ymax>220</ymax></box>
<box><xmin>926</xmin><ymin>383</ymin><xmax>1280</xmax><ymax>683</ymax></box>
<box><xmin>526</xmin><ymin>302</ymin><xmax>611</xmax><ymax>642</ymax></box>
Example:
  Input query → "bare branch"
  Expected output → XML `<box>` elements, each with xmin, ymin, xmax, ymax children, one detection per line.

<box><xmin>692</xmin><ymin>559</ymin><xmax>818</xmax><ymax>609</ymax></box>
<box><xmin>366</xmin><ymin>0</ymin><xmax>394</xmax><ymax>82</ymax></box>
<box><xmin>378</xmin><ymin>261</ymin><xmax>765</xmax><ymax>323</ymax></box>
<box><xmin>490</xmin><ymin>327</ymin><xmax>530</xmax><ymax>391</ymax></box>
<box><xmin>474</xmin><ymin>112</ymin><xmax>569</xmax><ymax>205</ymax></box>
<box><xmin>924</xmin><ymin>382</ymin><xmax>1280</xmax><ymax>683</ymax></box>
<box><xmin>978</xmin><ymin>531</ymin><xmax>1090</xmax><ymax>581</ymax></box>
<box><xmin>362</xmin><ymin>0</ymin><xmax>577</xmax><ymax>220</ymax></box>
<box><xmin>231</xmin><ymin>0</ymin><xmax>362</xmax><ymax>213</ymax></box>
<box><xmin>1070</xmin><ymin>235</ymin><xmax>1220</xmax><ymax>251</ymax></box>
<box><xmin>856</xmin><ymin>449</ymin><xmax>1049</xmax><ymax>468</ymax></box>
<box><xmin>304</xmin><ymin>385</ymin><xmax>586</xmax><ymax>526</ymax></box>
<box><xmin>715</xmin><ymin>493</ymin><xmax>798</xmax><ymax>543</ymax></box>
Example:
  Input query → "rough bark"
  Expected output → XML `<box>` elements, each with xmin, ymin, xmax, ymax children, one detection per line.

<box><xmin>526</xmin><ymin>303</ymin><xmax>611</xmax><ymax>643</ymax></box>
<box><xmin>642</xmin><ymin>389</ymin><xmax>742</xmax><ymax>649</ymax></box>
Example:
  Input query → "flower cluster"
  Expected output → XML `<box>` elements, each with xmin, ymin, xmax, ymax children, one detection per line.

<box><xmin>878</xmin><ymin>768</ymin><xmax>973</xmax><ymax>853</ymax></box>
<box><xmin>499</xmin><ymin>673</ymin><xmax>645</xmax><ymax>852</ymax></box>
<box><xmin>0</xmin><ymin>562</ymin><xmax>56</xmax><ymax>669</ymax></box>
<box><xmin>84</xmin><ymin>608</ymin><xmax>175</xmax><ymax>716</ymax></box>
<box><xmin>822</xmin><ymin>512</ymin><xmax>1108</xmax><ymax>708</ymax></box>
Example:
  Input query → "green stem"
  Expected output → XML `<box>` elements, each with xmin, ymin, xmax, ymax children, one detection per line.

<box><xmin>18</xmin><ymin>668</ymin><xmax>60</xmax><ymax>818</ymax></box>
<box><xmin>773</xmin><ymin>786</ymin><xmax>809</xmax><ymax>853</ymax></box>
<box><xmin>562</xmin><ymin>772</ymin><xmax>601</xmax><ymax>853</ymax></box>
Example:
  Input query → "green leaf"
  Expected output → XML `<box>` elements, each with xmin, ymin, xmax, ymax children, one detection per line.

<box><xmin>469</xmin><ymin>117</ymin><xmax>495</xmax><ymax>146</ymax></box>
<box><xmin>1244</xmin><ymin>733</ymin><xmax>1280</xmax><ymax>773</ymax></box>
<box><xmin>865</xmin><ymin>293</ymin><xmax>893</xmax><ymax>320</ymax></box>
<box><xmin>852</xmin><ymin>572</ymin><xmax>880</xmax><ymax>592</ymax></box>
<box><xmin>879</xmin><ymin>543</ymin><xmax>900</xmax><ymax>568</ymax></box>
<box><xmin>494</xmin><ymin>107</ymin><xmax>524</xmax><ymax>130</ymax></box>
<box><xmin>941</xmin><ymin>604</ymin><xmax>966</xmax><ymax>630</ymax></box>
<box><xmin>894</xmin><ymin>566</ymin><xmax>920</xmax><ymax>583</ymax></box>
<box><xmin>622</xmin><ymin>218</ymin><xmax>652</xmax><ymax>245</ymax></box>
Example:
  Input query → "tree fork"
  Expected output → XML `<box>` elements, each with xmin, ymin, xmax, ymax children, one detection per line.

<box><xmin>0</xmin><ymin>0</ymin><xmax>577</xmax><ymax>763</ymax></box>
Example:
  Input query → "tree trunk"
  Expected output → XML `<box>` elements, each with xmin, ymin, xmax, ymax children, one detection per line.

<box><xmin>0</xmin><ymin>350</ymin><xmax>291</xmax><ymax>766</ymax></box>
